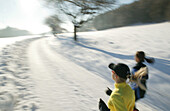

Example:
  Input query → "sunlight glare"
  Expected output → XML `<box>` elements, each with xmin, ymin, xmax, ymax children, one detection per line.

<box><xmin>18</xmin><ymin>0</ymin><xmax>40</xmax><ymax>14</ymax></box>
<box><xmin>16</xmin><ymin>0</ymin><xmax>52</xmax><ymax>34</ymax></box>
<box><xmin>61</xmin><ymin>22</ymin><xmax>74</xmax><ymax>32</ymax></box>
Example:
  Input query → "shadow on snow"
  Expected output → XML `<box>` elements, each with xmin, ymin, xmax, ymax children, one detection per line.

<box><xmin>57</xmin><ymin>37</ymin><xmax>170</xmax><ymax>75</ymax></box>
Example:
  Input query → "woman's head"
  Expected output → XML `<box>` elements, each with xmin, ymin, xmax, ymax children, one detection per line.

<box><xmin>135</xmin><ymin>51</ymin><xmax>155</xmax><ymax>64</ymax></box>
<box><xmin>135</xmin><ymin>51</ymin><xmax>145</xmax><ymax>62</ymax></box>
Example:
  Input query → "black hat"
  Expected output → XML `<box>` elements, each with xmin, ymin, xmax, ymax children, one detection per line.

<box><xmin>108</xmin><ymin>63</ymin><xmax>130</xmax><ymax>79</ymax></box>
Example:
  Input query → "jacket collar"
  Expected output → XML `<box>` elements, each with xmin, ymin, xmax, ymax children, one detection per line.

<box><xmin>114</xmin><ymin>82</ymin><xmax>126</xmax><ymax>88</ymax></box>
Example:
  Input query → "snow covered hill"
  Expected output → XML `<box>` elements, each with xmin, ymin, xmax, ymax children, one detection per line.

<box><xmin>0</xmin><ymin>22</ymin><xmax>169</xmax><ymax>111</ymax></box>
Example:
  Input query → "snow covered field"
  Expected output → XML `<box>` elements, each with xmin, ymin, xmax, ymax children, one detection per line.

<box><xmin>0</xmin><ymin>22</ymin><xmax>169</xmax><ymax>111</ymax></box>
<box><xmin>0</xmin><ymin>35</ymin><xmax>43</xmax><ymax>50</ymax></box>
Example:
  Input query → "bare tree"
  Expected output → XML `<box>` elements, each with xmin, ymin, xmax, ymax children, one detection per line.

<box><xmin>44</xmin><ymin>0</ymin><xmax>116</xmax><ymax>41</ymax></box>
<box><xmin>45</xmin><ymin>15</ymin><xmax>65</xmax><ymax>37</ymax></box>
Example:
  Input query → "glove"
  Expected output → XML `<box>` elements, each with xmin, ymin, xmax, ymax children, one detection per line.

<box><xmin>99</xmin><ymin>98</ymin><xmax>110</xmax><ymax>111</ymax></box>
<box><xmin>105</xmin><ymin>87</ymin><xmax>112</xmax><ymax>96</ymax></box>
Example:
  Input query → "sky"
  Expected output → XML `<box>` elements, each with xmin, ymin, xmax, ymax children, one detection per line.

<box><xmin>0</xmin><ymin>0</ymin><xmax>135</xmax><ymax>34</ymax></box>
<box><xmin>0</xmin><ymin>0</ymin><xmax>53</xmax><ymax>34</ymax></box>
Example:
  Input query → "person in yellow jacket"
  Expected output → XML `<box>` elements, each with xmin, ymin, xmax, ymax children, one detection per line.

<box><xmin>99</xmin><ymin>63</ymin><xmax>135</xmax><ymax>111</ymax></box>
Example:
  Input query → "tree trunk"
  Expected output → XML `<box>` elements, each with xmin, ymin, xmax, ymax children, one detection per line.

<box><xmin>74</xmin><ymin>25</ymin><xmax>77</xmax><ymax>41</ymax></box>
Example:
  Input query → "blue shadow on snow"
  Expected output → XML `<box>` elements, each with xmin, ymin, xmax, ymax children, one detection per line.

<box><xmin>76</xmin><ymin>42</ymin><xmax>170</xmax><ymax>75</ymax></box>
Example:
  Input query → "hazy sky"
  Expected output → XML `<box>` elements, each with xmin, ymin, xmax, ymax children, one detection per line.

<box><xmin>0</xmin><ymin>0</ymin><xmax>53</xmax><ymax>34</ymax></box>
<box><xmin>0</xmin><ymin>0</ymin><xmax>135</xmax><ymax>34</ymax></box>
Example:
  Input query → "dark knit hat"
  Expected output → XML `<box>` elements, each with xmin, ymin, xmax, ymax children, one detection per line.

<box><xmin>108</xmin><ymin>63</ymin><xmax>130</xmax><ymax>79</ymax></box>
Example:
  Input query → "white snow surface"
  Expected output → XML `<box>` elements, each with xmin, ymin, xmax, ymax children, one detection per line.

<box><xmin>0</xmin><ymin>22</ymin><xmax>170</xmax><ymax>111</ymax></box>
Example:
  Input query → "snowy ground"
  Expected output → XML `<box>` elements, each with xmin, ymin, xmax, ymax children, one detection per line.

<box><xmin>0</xmin><ymin>35</ymin><xmax>43</xmax><ymax>50</ymax></box>
<box><xmin>0</xmin><ymin>22</ymin><xmax>169</xmax><ymax>111</ymax></box>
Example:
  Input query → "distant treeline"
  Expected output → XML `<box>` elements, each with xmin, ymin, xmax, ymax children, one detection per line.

<box><xmin>0</xmin><ymin>27</ymin><xmax>31</xmax><ymax>37</ymax></box>
<box><xmin>90</xmin><ymin>0</ymin><xmax>170</xmax><ymax>30</ymax></box>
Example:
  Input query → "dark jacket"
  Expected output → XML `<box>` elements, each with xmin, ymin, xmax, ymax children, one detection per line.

<box><xmin>132</xmin><ymin>62</ymin><xmax>148</xmax><ymax>101</ymax></box>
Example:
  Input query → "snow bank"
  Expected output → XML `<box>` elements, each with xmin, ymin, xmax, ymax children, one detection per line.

<box><xmin>0</xmin><ymin>38</ymin><xmax>40</xmax><ymax>111</ymax></box>
<box><xmin>0</xmin><ymin>35</ymin><xmax>43</xmax><ymax>51</ymax></box>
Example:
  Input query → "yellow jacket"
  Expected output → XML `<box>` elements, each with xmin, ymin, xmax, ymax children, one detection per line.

<box><xmin>108</xmin><ymin>82</ymin><xmax>135</xmax><ymax>111</ymax></box>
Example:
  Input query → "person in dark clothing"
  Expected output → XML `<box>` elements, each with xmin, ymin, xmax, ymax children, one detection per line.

<box><xmin>131</xmin><ymin>51</ymin><xmax>155</xmax><ymax>111</ymax></box>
